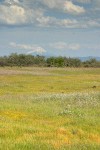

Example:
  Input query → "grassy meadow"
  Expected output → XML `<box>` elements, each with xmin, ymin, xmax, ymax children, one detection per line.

<box><xmin>0</xmin><ymin>67</ymin><xmax>100</xmax><ymax>150</ymax></box>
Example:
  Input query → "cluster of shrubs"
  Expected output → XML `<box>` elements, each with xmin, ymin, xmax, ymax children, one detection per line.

<box><xmin>0</xmin><ymin>53</ymin><xmax>100</xmax><ymax>67</ymax></box>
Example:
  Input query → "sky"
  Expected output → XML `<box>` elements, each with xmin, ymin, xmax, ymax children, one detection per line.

<box><xmin>0</xmin><ymin>0</ymin><xmax>100</xmax><ymax>57</ymax></box>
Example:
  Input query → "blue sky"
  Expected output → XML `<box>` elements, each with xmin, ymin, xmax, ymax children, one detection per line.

<box><xmin>0</xmin><ymin>0</ymin><xmax>100</xmax><ymax>57</ymax></box>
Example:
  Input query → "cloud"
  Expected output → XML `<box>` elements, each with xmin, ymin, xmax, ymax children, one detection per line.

<box><xmin>41</xmin><ymin>0</ymin><xmax>85</xmax><ymax>14</ymax></box>
<box><xmin>0</xmin><ymin>0</ymin><xmax>100</xmax><ymax>28</ymax></box>
<box><xmin>0</xmin><ymin>2</ymin><xmax>79</xmax><ymax>27</ymax></box>
<box><xmin>82</xmin><ymin>43</ymin><xmax>100</xmax><ymax>50</ymax></box>
<box><xmin>0</xmin><ymin>4</ymin><xmax>26</xmax><ymax>25</ymax></box>
<box><xmin>73</xmin><ymin>0</ymin><xmax>91</xmax><ymax>4</ymax></box>
<box><xmin>10</xmin><ymin>42</ymin><xmax>46</xmax><ymax>54</ymax></box>
<box><xmin>36</xmin><ymin>15</ymin><xmax>80</xmax><ymax>28</ymax></box>
<box><xmin>50</xmin><ymin>42</ymin><xmax>80</xmax><ymax>50</ymax></box>
<box><xmin>64</xmin><ymin>1</ymin><xmax>85</xmax><ymax>14</ymax></box>
<box><xmin>87</xmin><ymin>19</ymin><xmax>100</xmax><ymax>28</ymax></box>
<box><xmin>4</xmin><ymin>0</ymin><xmax>19</xmax><ymax>5</ymax></box>
<box><xmin>0</xmin><ymin>0</ymin><xmax>44</xmax><ymax>25</ymax></box>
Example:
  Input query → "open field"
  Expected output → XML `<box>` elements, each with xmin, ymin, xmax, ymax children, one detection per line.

<box><xmin>0</xmin><ymin>67</ymin><xmax>100</xmax><ymax>150</ymax></box>
<box><xmin>0</xmin><ymin>67</ymin><xmax>100</xmax><ymax>94</ymax></box>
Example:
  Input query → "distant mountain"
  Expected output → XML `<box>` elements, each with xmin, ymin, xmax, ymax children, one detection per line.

<box><xmin>43</xmin><ymin>55</ymin><xmax>100</xmax><ymax>61</ymax></box>
<box><xmin>78</xmin><ymin>57</ymin><xmax>100</xmax><ymax>62</ymax></box>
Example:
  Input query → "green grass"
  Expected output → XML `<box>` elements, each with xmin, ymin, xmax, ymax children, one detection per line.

<box><xmin>0</xmin><ymin>67</ymin><xmax>100</xmax><ymax>150</ymax></box>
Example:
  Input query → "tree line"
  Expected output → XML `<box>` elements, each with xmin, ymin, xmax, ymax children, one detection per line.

<box><xmin>0</xmin><ymin>53</ymin><xmax>100</xmax><ymax>68</ymax></box>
